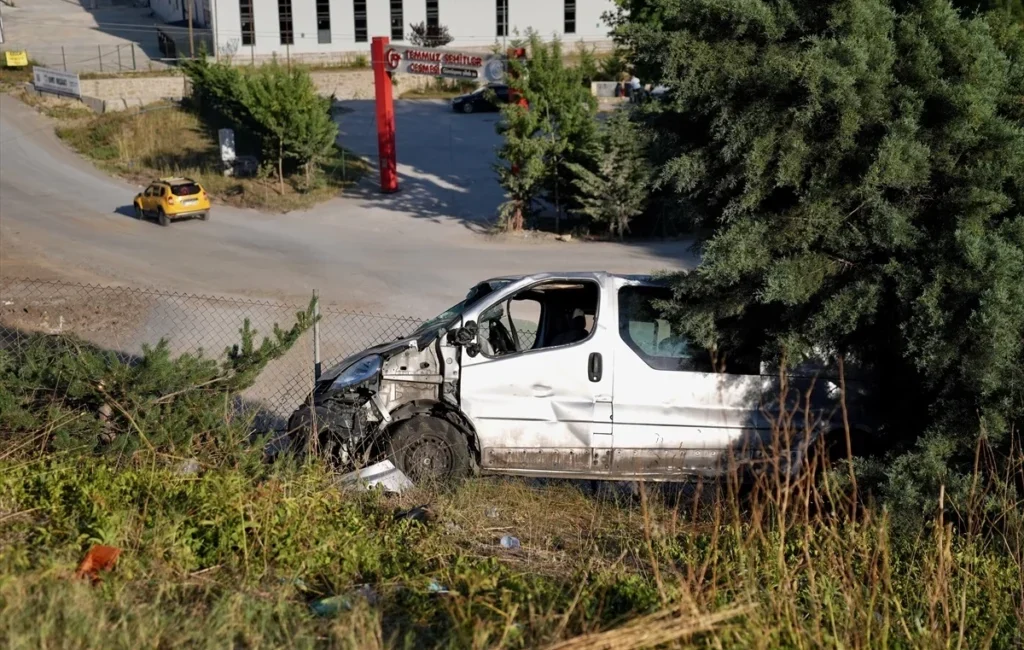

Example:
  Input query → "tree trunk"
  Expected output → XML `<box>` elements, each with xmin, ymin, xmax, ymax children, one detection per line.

<box><xmin>278</xmin><ymin>141</ymin><xmax>284</xmax><ymax>195</ymax></box>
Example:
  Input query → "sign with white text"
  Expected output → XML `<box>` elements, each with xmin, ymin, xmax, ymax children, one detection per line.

<box><xmin>32</xmin><ymin>66</ymin><xmax>81</xmax><ymax>98</ymax></box>
<box><xmin>383</xmin><ymin>45</ymin><xmax>506</xmax><ymax>83</ymax></box>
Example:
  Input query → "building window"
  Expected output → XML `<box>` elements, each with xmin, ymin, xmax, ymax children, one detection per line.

<box><xmin>390</xmin><ymin>0</ymin><xmax>404</xmax><ymax>41</ymax></box>
<box><xmin>239</xmin><ymin>0</ymin><xmax>255</xmax><ymax>46</ymax></box>
<box><xmin>354</xmin><ymin>0</ymin><xmax>367</xmax><ymax>43</ymax></box>
<box><xmin>426</xmin><ymin>0</ymin><xmax>439</xmax><ymax>30</ymax></box>
<box><xmin>316</xmin><ymin>0</ymin><xmax>331</xmax><ymax>44</ymax></box>
<box><xmin>564</xmin><ymin>0</ymin><xmax>576</xmax><ymax>34</ymax></box>
<box><xmin>496</xmin><ymin>0</ymin><xmax>508</xmax><ymax>37</ymax></box>
<box><xmin>278</xmin><ymin>0</ymin><xmax>294</xmax><ymax>45</ymax></box>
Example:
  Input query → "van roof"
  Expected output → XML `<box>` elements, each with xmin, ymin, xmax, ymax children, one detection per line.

<box><xmin>481</xmin><ymin>272</ymin><xmax>664</xmax><ymax>285</ymax></box>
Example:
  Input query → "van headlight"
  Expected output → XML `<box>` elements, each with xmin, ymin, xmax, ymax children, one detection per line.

<box><xmin>330</xmin><ymin>355</ymin><xmax>381</xmax><ymax>391</ymax></box>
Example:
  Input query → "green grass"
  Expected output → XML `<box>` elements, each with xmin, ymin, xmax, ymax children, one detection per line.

<box><xmin>1</xmin><ymin>335</ymin><xmax>1022</xmax><ymax>649</ymax></box>
<box><xmin>0</xmin><ymin>60</ymin><xmax>36</xmax><ymax>91</ymax></box>
<box><xmin>48</xmin><ymin>101</ymin><xmax>368</xmax><ymax>213</ymax></box>
<box><xmin>400</xmin><ymin>78</ymin><xmax>479</xmax><ymax>100</ymax></box>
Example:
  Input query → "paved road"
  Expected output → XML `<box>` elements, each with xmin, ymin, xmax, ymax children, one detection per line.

<box><xmin>0</xmin><ymin>94</ymin><xmax>694</xmax><ymax>317</ymax></box>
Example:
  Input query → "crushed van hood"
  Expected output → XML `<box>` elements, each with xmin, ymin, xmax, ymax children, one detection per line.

<box><xmin>319</xmin><ymin>323</ymin><xmax>446</xmax><ymax>383</ymax></box>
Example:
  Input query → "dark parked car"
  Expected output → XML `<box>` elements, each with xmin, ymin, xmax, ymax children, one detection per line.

<box><xmin>451</xmin><ymin>84</ymin><xmax>510</xmax><ymax>113</ymax></box>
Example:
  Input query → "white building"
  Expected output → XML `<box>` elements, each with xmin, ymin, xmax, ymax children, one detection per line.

<box><xmin>151</xmin><ymin>0</ymin><xmax>617</xmax><ymax>61</ymax></box>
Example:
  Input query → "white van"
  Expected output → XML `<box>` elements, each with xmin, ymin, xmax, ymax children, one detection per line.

<box><xmin>289</xmin><ymin>272</ymin><xmax>872</xmax><ymax>482</ymax></box>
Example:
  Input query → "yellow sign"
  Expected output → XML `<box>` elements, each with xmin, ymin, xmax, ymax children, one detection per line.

<box><xmin>4</xmin><ymin>51</ymin><xmax>29</xmax><ymax>67</ymax></box>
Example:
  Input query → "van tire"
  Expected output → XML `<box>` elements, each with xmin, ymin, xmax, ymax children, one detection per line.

<box><xmin>462</xmin><ymin>102</ymin><xmax>474</xmax><ymax>114</ymax></box>
<box><xmin>157</xmin><ymin>208</ymin><xmax>170</xmax><ymax>227</ymax></box>
<box><xmin>387</xmin><ymin>415</ymin><xmax>471</xmax><ymax>484</ymax></box>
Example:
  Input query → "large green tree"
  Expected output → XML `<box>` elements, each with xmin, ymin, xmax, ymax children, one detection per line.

<box><xmin>617</xmin><ymin>0</ymin><xmax>1024</xmax><ymax>518</ymax></box>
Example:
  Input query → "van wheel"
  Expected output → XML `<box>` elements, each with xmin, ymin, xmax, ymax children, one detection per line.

<box><xmin>387</xmin><ymin>416</ymin><xmax>471</xmax><ymax>484</ymax></box>
<box><xmin>462</xmin><ymin>102</ymin><xmax>474</xmax><ymax>114</ymax></box>
<box><xmin>157</xmin><ymin>208</ymin><xmax>170</xmax><ymax>227</ymax></box>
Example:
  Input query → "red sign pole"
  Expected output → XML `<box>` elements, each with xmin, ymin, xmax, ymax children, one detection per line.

<box><xmin>371</xmin><ymin>36</ymin><xmax>398</xmax><ymax>193</ymax></box>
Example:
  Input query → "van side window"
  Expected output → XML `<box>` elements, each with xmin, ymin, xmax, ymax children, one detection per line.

<box><xmin>618</xmin><ymin>285</ymin><xmax>709</xmax><ymax>372</ymax></box>
<box><xmin>477</xmin><ymin>280</ymin><xmax>599</xmax><ymax>358</ymax></box>
<box><xmin>618</xmin><ymin>286</ymin><xmax>762</xmax><ymax>375</ymax></box>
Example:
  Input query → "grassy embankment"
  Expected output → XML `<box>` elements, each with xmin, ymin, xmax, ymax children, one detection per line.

<box><xmin>17</xmin><ymin>92</ymin><xmax>368</xmax><ymax>213</ymax></box>
<box><xmin>0</xmin><ymin>333</ymin><xmax>1021</xmax><ymax>649</ymax></box>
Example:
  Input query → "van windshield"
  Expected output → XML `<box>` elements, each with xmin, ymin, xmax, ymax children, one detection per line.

<box><xmin>412</xmin><ymin>280</ymin><xmax>512</xmax><ymax>335</ymax></box>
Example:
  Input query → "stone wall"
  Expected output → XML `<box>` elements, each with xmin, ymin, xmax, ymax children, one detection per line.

<box><xmin>79</xmin><ymin>70</ymin><xmax>437</xmax><ymax>112</ymax></box>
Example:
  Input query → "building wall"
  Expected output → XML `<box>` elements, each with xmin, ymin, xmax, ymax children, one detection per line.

<box><xmin>152</xmin><ymin>0</ymin><xmax>209</xmax><ymax>27</ymax></box>
<box><xmin>210</xmin><ymin>0</ymin><xmax>616</xmax><ymax>59</ymax></box>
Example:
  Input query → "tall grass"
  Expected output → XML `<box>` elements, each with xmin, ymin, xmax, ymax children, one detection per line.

<box><xmin>1</xmin><ymin>339</ymin><xmax>1021</xmax><ymax>648</ymax></box>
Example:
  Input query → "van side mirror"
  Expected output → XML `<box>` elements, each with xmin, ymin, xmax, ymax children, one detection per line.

<box><xmin>453</xmin><ymin>320</ymin><xmax>479</xmax><ymax>346</ymax></box>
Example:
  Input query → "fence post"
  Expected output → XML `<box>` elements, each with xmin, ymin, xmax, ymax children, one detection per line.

<box><xmin>62</xmin><ymin>47</ymin><xmax>67</xmax><ymax>71</ymax></box>
<box><xmin>131</xmin><ymin>43</ymin><xmax>136</xmax><ymax>70</ymax></box>
<box><xmin>98</xmin><ymin>45</ymin><xmax>103</xmax><ymax>73</ymax></box>
<box><xmin>313</xmin><ymin>290</ymin><xmax>322</xmax><ymax>381</ymax></box>
<box><xmin>117</xmin><ymin>44</ymin><xmax>122</xmax><ymax>71</ymax></box>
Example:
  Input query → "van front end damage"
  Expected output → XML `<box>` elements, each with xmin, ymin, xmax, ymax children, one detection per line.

<box><xmin>287</xmin><ymin>330</ymin><xmax>462</xmax><ymax>464</ymax></box>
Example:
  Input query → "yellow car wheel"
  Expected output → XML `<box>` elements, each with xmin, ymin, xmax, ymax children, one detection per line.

<box><xmin>158</xmin><ymin>208</ymin><xmax>170</xmax><ymax>227</ymax></box>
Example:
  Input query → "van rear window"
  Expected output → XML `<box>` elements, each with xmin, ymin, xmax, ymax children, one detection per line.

<box><xmin>170</xmin><ymin>183</ymin><xmax>201</xmax><ymax>196</ymax></box>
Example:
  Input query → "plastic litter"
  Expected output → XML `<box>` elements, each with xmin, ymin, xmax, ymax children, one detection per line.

<box><xmin>394</xmin><ymin>504</ymin><xmax>432</xmax><ymax>524</ymax></box>
<box><xmin>74</xmin><ymin>545</ymin><xmax>121</xmax><ymax>584</ymax></box>
<box><xmin>336</xmin><ymin>460</ymin><xmax>414</xmax><ymax>493</ymax></box>
<box><xmin>499</xmin><ymin>535</ymin><xmax>521</xmax><ymax>550</ymax></box>
<box><xmin>309</xmin><ymin>584</ymin><xmax>377</xmax><ymax>617</ymax></box>
<box><xmin>177</xmin><ymin>458</ymin><xmax>201</xmax><ymax>475</ymax></box>
<box><xmin>485</xmin><ymin>506</ymin><xmax>499</xmax><ymax>519</ymax></box>
<box><xmin>427</xmin><ymin>580</ymin><xmax>449</xmax><ymax>594</ymax></box>
<box><xmin>309</xmin><ymin>595</ymin><xmax>349</xmax><ymax>617</ymax></box>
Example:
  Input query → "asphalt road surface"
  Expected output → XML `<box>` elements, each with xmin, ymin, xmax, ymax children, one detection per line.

<box><xmin>0</xmin><ymin>95</ymin><xmax>694</xmax><ymax>317</ymax></box>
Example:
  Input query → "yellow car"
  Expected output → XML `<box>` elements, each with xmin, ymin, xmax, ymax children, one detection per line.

<box><xmin>133</xmin><ymin>177</ymin><xmax>211</xmax><ymax>227</ymax></box>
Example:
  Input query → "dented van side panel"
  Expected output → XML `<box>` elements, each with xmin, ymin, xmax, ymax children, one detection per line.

<box><xmin>457</xmin><ymin>273</ymin><xmax>615</xmax><ymax>474</ymax></box>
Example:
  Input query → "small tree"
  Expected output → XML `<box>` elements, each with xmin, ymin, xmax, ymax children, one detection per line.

<box><xmin>408</xmin><ymin>22</ymin><xmax>454</xmax><ymax>48</ymax></box>
<box><xmin>494</xmin><ymin>101</ymin><xmax>547</xmax><ymax>231</ymax></box>
<box><xmin>499</xmin><ymin>33</ymin><xmax>598</xmax><ymax>232</ymax></box>
<box><xmin>240</xmin><ymin>62</ymin><xmax>338</xmax><ymax>194</ymax></box>
<box><xmin>566</xmin><ymin>111</ymin><xmax>650</xmax><ymax>238</ymax></box>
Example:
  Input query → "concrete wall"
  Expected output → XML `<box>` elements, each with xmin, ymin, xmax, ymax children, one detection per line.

<box><xmin>78</xmin><ymin>69</ymin><xmax>435</xmax><ymax>110</ymax></box>
<box><xmin>211</xmin><ymin>0</ymin><xmax>616</xmax><ymax>59</ymax></box>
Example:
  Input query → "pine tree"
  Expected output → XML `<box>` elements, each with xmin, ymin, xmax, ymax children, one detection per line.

<box><xmin>494</xmin><ymin>101</ymin><xmax>547</xmax><ymax>231</ymax></box>
<box><xmin>408</xmin><ymin>22</ymin><xmax>454</xmax><ymax>48</ymax></box>
<box><xmin>566</xmin><ymin>110</ymin><xmax>650</xmax><ymax>238</ymax></box>
<box><xmin>493</xmin><ymin>33</ymin><xmax>598</xmax><ymax>232</ymax></box>
<box><xmin>618</xmin><ymin>0</ymin><xmax>1024</xmax><ymax>521</ymax></box>
<box><xmin>240</xmin><ymin>62</ymin><xmax>338</xmax><ymax>194</ymax></box>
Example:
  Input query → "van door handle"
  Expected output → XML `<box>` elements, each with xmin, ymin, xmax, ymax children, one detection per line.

<box><xmin>588</xmin><ymin>352</ymin><xmax>602</xmax><ymax>382</ymax></box>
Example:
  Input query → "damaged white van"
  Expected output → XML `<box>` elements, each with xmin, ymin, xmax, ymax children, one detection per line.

<box><xmin>288</xmin><ymin>272</ymin><xmax>872</xmax><ymax>483</ymax></box>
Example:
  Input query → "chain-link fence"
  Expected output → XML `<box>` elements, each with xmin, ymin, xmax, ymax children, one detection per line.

<box><xmin>0</xmin><ymin>278</ymin><xmax>422</xmax><ymax>426</ymax></box>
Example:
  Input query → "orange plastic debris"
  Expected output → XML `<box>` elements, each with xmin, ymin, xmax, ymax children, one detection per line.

<box><xmin>74</xmin><ymin>545</ymin><xmax>121</xmax><ymax>583</ymax></box>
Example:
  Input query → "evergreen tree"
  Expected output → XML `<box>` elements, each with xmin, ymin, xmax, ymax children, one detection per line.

<box><xmin>617</xmin><ymin>0</ymin><xmax>1024</xmax><ymax>521</ymax></box>
<box><xmin>494</xmin><ymin>99</ymin><xmax>547</xmax><ymax>231</ymax></box>
<box><xmin>408</xmin><ymin>22</ymin><xmax>454</xmax><ymax>48</ymax></box>
<box><xmin>240</xmin><ymin>62</ymin><xmax>338</xmax><ymax>194</ymax></box>
<box><xmin>566</xmin><ymin>110</ymin><xmax>651</xmax><ymax>238</ymax></box>
<box><xmin>494</xmin><ymin>33</ymin><xmax>598</xmax><ymax>231</ymax></box>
